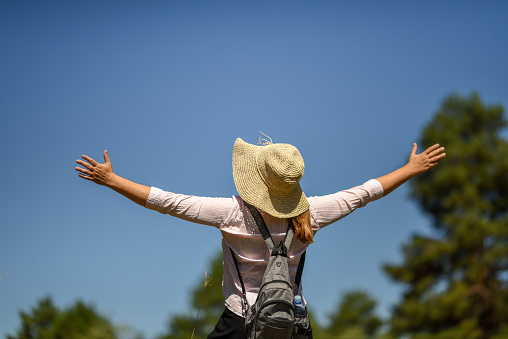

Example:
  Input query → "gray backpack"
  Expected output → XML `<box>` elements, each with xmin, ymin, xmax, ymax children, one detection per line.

<box><xmin>229</xmin><ymin>201</ymin><xmax>313</xmax><ymax>339</ymax></box>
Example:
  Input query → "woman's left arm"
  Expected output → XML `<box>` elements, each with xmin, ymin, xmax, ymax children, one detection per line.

<box><xmin>376</xmin><ymin>143</ymin><xmax>446</xmax><ymax>197</ymax></box>
<box><xmin>76</xmin><ymin>150</ymin><xmax>233</xmax><ymax>227</ymax></box>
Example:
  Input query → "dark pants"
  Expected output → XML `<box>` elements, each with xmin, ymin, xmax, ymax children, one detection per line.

<box><xmin>208</xmin><ymin>307</ymin><xmax>313</xmax><ymax>339</ymax></box>
<box><xmin>208</xmin><ymin>307</ymin><xmax>247</xmax><ymax>339</ymax></box>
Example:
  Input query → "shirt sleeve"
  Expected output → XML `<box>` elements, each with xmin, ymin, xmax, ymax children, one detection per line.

<box><xmin>144</xmin><ymin>187</ymin><xmax>234</xmax><ymax>228</ymax></box>
<box><xmin>308</xmin><ymin>179</ymin><xmax>384</xmax><ymax>229</ymax></box>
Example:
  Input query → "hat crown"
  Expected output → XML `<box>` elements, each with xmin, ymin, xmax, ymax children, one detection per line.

<box><xmin>256</xmin><ymin>144</ymin><xmax>305</xmax><ymax>193</ymax></box>
<box><xmin>232</xmin><ymin>137</ymin><xmax>309</xmax><ymax>218</ymax></box>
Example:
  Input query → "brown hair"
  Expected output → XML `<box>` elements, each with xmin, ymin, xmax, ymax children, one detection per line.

<box><xmin>290</xmin><ymin>209</ymin><xmax>313</xmax><ymax>244</ymax></box>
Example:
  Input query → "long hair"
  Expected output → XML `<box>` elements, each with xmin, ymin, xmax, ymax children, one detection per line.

<box><xmin>290</xmin><ymin>209</ymin><xmax>313</xmax><ymax>244</ymax></box>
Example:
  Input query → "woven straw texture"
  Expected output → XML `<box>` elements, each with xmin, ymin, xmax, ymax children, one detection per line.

<box><xmin>232</xmin><ymin>138</ymin><xmax>309</xmax><ymax>218</ymax></box>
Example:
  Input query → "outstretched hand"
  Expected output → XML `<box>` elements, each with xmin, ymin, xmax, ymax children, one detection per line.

<box><xmin>75</xmin><ymin>150</ymin><xmax>116</xmax><ymax>186</ymax></box>
<box><xmin>407</xmin><ymin>143</ymin><xmax>446</xmax><ymax>176</ymax></box>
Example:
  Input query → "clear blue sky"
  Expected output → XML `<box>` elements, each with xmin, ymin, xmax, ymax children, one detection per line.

<box><xmin>1</xmin><ymin>1</ymin><xmax>507</xmax><ymax>338</ymax></box>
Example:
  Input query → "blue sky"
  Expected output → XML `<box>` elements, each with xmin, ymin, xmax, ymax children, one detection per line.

<box><xmin>1</xmin><ymin>1</ymin><xmax>507</xmax><ymax>338</ymax></box>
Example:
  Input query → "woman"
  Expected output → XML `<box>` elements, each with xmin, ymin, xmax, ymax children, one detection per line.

<box><xmin>75</xmin><ymin>138</ymin><xmax>445</xmax><ymax>338</ymax></box>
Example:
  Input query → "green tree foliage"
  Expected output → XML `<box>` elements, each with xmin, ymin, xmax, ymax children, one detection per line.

<box><xmin>7</xmin><ymin>296</ymin><xmax>117</xmax><ymax>339</ymax></box>
<box><xmin>319</xmin><ymin>290</ymin><xmax>383</xmax><ymax>339</ymax></box>
<box><xmin>157</xmin><ymin>251</ymin><xmax>224</xmax><ymax>339</ymax></box>
<box><xmin>384</xmin><ymin>93</ymin><xmax>508</xmax><ymax>339</ymax></box>
<box><xmin>157</xmin><ymin>250</ymin><xmax>331</xmax><ymax>338</ymax></box>
<box><xmin>157</xmin><ymin>253</ymin><xmax>387</xmax><ymax>338</ymax></box>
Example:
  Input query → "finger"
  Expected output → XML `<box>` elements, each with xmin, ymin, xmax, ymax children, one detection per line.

<box><xmin>430</xmin><ymin>157</ymin><xmax>443</xmax><ymax>167</ymax></box>
<box><xmin>76</xmin><ymin>159</ymin><xmax>93</xmax><ymax>170</ymax></box>
<box><xmin>78</xmin><ymin>173</ymin><xmax>93</xmax><ymax>181</ymax></box>
<box><xmin>424</xmin><ymin>144</ymin><xmax>440</xmax><ymax>154</ymax></box>
<box><xmin>75</xmin><ymin>166</ymin><xmax>92</xmax><ymax>176</ymax></box>
<box><xmin>431</xmin><ymin>152</ymin><xmax>446</xmax><ymax>162</ymax></box>
<box><xmin>429</xmin><ymin>146</ymin><xmax>445</xmax><ymax>157</ymax></box>
<box><xmin>411</xmin><ymin>143</ymin><xmax>417</xmax><ymax>156</ymax></box>
<box><xmin>82</xmin><ymin>154</ymin><xmax>99</xmax><ymax>166</ymax></box>
<box><xmin>104</xmin><ymin>150</ymin><xmax>110</xmax><ymax>164</ymax></box>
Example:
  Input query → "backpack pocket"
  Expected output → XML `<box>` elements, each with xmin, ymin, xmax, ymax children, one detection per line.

<box><xmin>262</xmin><ymin>315</ymin><xmax>294</xmax><ymax>339</ymax></box>
<box><xmin>252</xmin><ymin>299</ymin><xmax>295</xmax><ymax>339</ymax></box>
<box><xmin>293</xmin><ymin>313</ymin><xmax>312</xmax><ymax>338</ymax></box>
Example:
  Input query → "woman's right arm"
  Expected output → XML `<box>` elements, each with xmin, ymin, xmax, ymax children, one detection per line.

<box><xmin>375</xmin><ymin>143</ymin><xmax>445</xmax><ymax>197</ymax></box>
<box><xmin>309</xmin><ymin>143</ymin><xmax>446</xmax><ymax>229</ymax></box>
<box><xmin>75</xmin><ymin>150</ymin><xmax>150</xmax><ymax>206</ymax></box>
<box><xmin>308</xmin><ymin>179</ymin><xmax>384</xmax><ymax>229</ymax></box>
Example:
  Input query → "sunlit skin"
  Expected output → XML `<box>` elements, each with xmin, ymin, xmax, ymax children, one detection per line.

<box><xmin>376</xmin><ymin>143</ymin><xmax>446</xmax><ymax>196</ymax></box>
<box><xmin>75</xmin><ymin>143</ymin><xmax>446</xmax><ymax>204</ymax></box>
<box><xmin>75</xmin><ymin>150</ymin><xmax>150</xmax><ymax>206</ymax></box>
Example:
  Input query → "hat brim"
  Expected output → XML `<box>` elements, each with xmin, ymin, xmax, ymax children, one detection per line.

<box><xmin>232</xmin><ymin>138</ymin><xmax>309</xmax><ymax>218</ymax></box>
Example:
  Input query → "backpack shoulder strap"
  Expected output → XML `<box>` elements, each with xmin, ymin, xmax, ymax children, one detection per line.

<box><xmin>244</xmin><ymin>201</ymin><xmax>276</xmax><ymax>252</ymax></box>
<box><xmin>233</xmin><ymin>201</ymin><xmax>308</xmax><ymax>301</ymax></box>
<box><xmin>293</xmin><ymin>250</ymin><xmax>306</xmax><ymax>295</ymax></box>
<box><xmin>244</xmin><ymin>201</ymin><xmax>296</xmax><ymax>257</ymax></box>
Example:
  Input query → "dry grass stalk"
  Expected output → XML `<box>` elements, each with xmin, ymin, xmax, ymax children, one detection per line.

<box><xmin>191</xmin><ymin>271</ymin><xmax>212</xmax><ymax>339</ymax></box>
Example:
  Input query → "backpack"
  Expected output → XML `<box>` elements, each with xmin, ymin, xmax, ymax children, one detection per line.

<box><xmin>229</xmin><ymin>201</ymin><xmax>313</xmax><ymax>339</ymax></box>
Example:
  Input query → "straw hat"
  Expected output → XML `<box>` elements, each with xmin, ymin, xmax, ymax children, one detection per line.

<box><xmin>232</xmin><ymin>138</ymin><xmax>309</xmax><ymax>218</ymax></box>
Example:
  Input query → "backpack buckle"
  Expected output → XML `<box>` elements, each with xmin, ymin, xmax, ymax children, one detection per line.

<box><xmin>271</xmin><ymin>241</ymin><xmax>288</xmax><ymax>257</ymax></box>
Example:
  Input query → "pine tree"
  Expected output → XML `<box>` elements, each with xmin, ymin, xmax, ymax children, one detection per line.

<box><xmin>159</xmin><ymin>250</ymin><xmax>326</xmax><ymax>338</ymax></box>
<box><xmin>325</xmin><ymin>289</ymin><xmax>383</xmax><ymax>338</ymax></box>
<box><xmin>384</xmin><ymin>93</ymin><xmax>508</xmax><ymax>339</ymax></box>
<box><xmin>7</xmin><ymin>296</ymin><xmax>117</xmax><ymax>339</ymax></box>
<box><xmin>158</xmin><ymin>251</ymin><xmax>224</xmax><ymax>339</ymax></box>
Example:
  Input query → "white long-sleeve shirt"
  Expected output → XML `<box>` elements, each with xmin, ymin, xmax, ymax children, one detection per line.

<box><xmin>145</xmin><ymin>179</ymin><xmax>384</xmax><ymax>317</ymax></box>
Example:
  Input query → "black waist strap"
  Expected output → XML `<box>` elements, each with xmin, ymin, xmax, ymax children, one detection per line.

<box><xmin>229</xmin><ymin>247</ymin><xmax>248</xmax><ymax>311</ymax></box>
